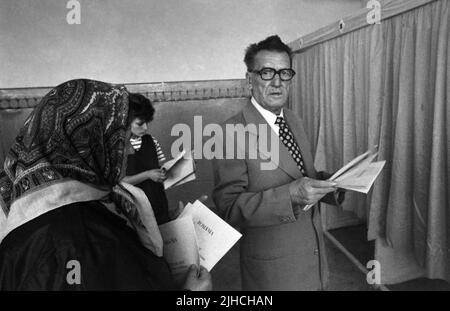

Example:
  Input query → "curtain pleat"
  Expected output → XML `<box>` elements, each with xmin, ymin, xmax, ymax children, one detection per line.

<box><xmin>291</xmin><ymin>0</ymin><xmax>449</xmax><ymax>282</ymax></box>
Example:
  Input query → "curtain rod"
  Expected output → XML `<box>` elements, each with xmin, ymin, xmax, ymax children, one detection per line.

<box><xmin>288</xmin><ymin>0</ymin><xmax>438</xmax><ymax>53</ymax></box>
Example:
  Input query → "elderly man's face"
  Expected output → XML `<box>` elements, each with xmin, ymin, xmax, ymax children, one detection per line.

<box><xmin>247</xmin><ymin>50</ymin><xmax>292</xmax><ymax>115</ymax></box>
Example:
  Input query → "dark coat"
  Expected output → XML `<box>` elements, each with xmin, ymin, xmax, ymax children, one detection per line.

<box><xmin>0</xmin><ymin>201</ymin><xmax>175</xmax><ymax>290</ymax></box>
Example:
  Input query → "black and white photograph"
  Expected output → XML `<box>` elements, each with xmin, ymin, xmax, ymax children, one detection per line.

<box><xmin>0</xmin><ymin>0</ymin><xmax>449</xmax><ymax>299</ymax></box>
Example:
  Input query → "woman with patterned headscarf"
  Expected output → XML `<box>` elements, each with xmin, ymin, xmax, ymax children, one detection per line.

<box><xmin>0</xmin><ymin>79</ymin><xmax>211</xmax><ymax>290</ymax></box>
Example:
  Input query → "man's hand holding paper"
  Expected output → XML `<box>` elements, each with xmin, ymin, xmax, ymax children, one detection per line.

<box><xmin>302</xmin><ymin>147</ymin><xmax>386</xmax><ymax>211</ymax></box>
<box><xmin>289</xmin><ymin>177</ymin><xmax>338</xmax><ymax>206</ymax></box>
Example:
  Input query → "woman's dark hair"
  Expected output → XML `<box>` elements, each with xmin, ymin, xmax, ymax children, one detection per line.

<box><xmin>244</xmin><ymin>35</ymin><xmax>293</xmax><ymax>71</ymax></box>
<box><xmin>128</xmin><ymin>93</ymin><xmax>155</xmax><ymax>124</ymax></box>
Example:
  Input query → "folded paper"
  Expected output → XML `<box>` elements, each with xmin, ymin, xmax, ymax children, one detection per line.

<box><xmin>303</xmin><ymin>147</ymin><xmax>386</xmax><ymax>211</ymax></box>
<box><xmin>158</xmin><ymin>215</ymin><xmax>199</xmax><ymax>284</ymax></box>
<box><xmin>162</xmin><ymin>150</ymin><xmax>196</xmax><ymax>190</ymax></box>
<box><xmin>159</xmin><ymin>200</ymin><xmax>242</xmax><ymax>277</ymax></box>
<box><xmin>178</xmin><ymin>200</ymin><xmax>242</xmax><ymax>271</ymax></box>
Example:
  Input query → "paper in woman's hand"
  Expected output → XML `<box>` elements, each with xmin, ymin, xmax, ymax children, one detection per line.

<box><xmin>158</xmin><ymin>215</ymin><xmax>200</xmax><ymax>284</ymax></box>
<box><xmin>162</xmin><ymin>150</ymin><xmax>196</xmax><ymax>190</ymax></box>
<box><xmin>159</xmin><ymin>199</ymin><xmax>241</xmax><ymax>276</ymax></box>
<box><xmin>178</xmin><ymin>200</ymin><xmax>242</xmax><ymax>271</ymax></box>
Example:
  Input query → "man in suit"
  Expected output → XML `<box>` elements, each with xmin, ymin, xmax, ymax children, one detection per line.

<box><xmin>212</xmin><ymin>35</ymin><xmax>343</xmax><ymax>291</ymax></box>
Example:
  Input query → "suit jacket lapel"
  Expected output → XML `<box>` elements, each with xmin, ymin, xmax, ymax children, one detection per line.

<box><xmin>242</xmin><ymin>102</ymin><xmax>303</xmax><ymax>180</ymax></box>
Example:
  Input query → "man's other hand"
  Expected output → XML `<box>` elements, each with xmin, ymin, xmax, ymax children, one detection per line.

<box><xmin>289</xmin><ymin>177</ymin><xmax>337</xmax><ymax>206</ymax></box>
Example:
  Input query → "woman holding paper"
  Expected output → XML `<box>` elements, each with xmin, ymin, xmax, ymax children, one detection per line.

<box><xmin>121</xmin><ymin>93</ymin><xmax>171</xmax><ymax>225</ymax></box>
<box><xmin>0</xmin><ymin>79</ymin><xmax>211</xmax><ymax>291</ymax></box>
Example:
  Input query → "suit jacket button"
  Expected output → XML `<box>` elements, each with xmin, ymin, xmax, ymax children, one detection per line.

<box><xmin>314</xmin><ymin>249</ymin><xmax>319</xmax><ymax>255</ymax></box>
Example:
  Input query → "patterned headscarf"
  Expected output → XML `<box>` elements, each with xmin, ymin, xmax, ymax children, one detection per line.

<box><xmin>0</xmin><ymin>79</ymin><xmax>162</xmax><ymax>255</ymax></box>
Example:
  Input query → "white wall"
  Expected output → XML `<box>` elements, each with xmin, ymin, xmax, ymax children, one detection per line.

<box><xmin>0</xmin><ymin>0</ymin><xmax>362</xmax><ymax>88</ymax></box>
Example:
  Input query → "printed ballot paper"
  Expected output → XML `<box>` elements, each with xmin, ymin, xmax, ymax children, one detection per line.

<box><xmin>303</xmin><ymin>147</ymin><xmax>386</xmax><ymax>211</ymax></box>
<box><xmin>162</xmin><ymin>150</ymin><xmax>196</xmax><ymax>190</ymax></box>
<box><xmin>158</xmin><ymin>216</ymin><xmax>199</xmax><ymax>284</ymax></box>
<box><xmin>159</xmin><ymin>200</ymin><xmax>242</xmax><ymax>281</ymax></box>
<box><xmin>178</xmin><ymin>200</ymin><xmax>242</xmax><ymax>271</ymax></box>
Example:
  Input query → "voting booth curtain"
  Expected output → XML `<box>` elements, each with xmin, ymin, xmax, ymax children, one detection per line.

<box><xmin>290</xmin><ymin>0</ymin><xmax>449</xmax><ymax>283</ymax></box>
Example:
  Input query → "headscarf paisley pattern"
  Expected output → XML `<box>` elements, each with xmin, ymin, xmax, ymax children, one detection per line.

<box><xmin>0</xmin><ymin>79</ymin><xmax>162</xmax><ymax>255</ymax></box>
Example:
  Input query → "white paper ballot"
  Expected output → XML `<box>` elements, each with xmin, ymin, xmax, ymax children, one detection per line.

<box><xmin>162</xmin><ymin>150</ymin><xmax>186</xmax><ymax>171</ymax></box>
<box><xmin>303</xmin><ymin>147</ymin><xmax>385</xmax><ymax>211</ymax></box>
<box><xmin>179</xmin><ymin>200</ymin><xmax>242</xmax><ymax>271</ymax></box>
<box><xmin>334</xmin><ymin>161</ymin><xmax>386</xmax><ymax>193</ymax></box>
<box><xmin>329</xmin><ymin>148</ymin><xmax>379</xmax><ymax>182</ymax></box>
<box><xmin>158</xmin><ymin>216</ymin><xmax>200</xmax><ymax>284</ymax></box>
<box><xmin>162</xmin><ymin>150</ymin><xmax>196</xmax><ymax>190</ymax></box>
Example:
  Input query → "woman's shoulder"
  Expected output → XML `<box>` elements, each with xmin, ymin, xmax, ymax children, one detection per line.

<box><xmin>143</xmin><ymin>134</ymin><xmax>162</xmax><ymax>147</ymax></box>
<box><xmin>141</xmin><ymin>134</ymin><xmax>153</xmax><ymax>142</ymax></box>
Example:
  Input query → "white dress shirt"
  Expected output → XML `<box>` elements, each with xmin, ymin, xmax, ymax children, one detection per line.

<box><xmin>250</xmin><ymin>97</ymin><xmax>284</xmax><ymax>137</ymax></box>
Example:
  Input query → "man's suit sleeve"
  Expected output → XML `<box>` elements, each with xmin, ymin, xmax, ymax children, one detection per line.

<box><xmin>316</xmin><ymin>171</ymin><xmax>346</xmax><ymax>206</ymax></box>
<box><xmin>212</xmin><ymin>156</ymin><xmax>297</xmax><ymax>229</ymax></box>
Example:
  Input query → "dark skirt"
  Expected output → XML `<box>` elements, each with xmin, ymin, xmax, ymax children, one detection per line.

<box><xmin>0</xmin><ymin>201</ymin><xmax>176</xmax><ymax>290</ymax></box>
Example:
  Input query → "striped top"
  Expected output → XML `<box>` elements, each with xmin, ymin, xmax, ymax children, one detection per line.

<box><xmin>130</xmin><ymin>135</ymin><xmax>166</xmax><ymax>164</ymax></box>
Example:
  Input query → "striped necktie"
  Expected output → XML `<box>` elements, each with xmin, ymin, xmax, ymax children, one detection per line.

<box><xmin>275</xmin><ymin>116</ymin><xmax>307</xmax><ymax>175</ymax></box>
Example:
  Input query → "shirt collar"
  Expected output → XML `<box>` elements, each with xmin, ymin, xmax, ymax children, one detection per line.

<box><xmin>251</xmin><ymin>97</ymin><xmax>284</xmax><ymax>125</ymax></box>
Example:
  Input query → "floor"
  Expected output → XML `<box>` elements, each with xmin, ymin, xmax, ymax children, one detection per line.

<box><xmin>329</xmin><ymin>225</ymin><xmax>450</xmax><ymax>291</ymax></box>
<box><xmin>211</xmin><ymin>232</ymin><xmax>375</xmax><ymax>291</ymax></box>
<box><xmin>211</xmin><ymin>225</ymin><xmax>450</xmax><ymax>291</ymax></box>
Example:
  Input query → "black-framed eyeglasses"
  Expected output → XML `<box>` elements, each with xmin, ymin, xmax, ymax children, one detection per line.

<box><xmin>249</xmin><ymin>67</ymin><xmax>296</xmax><ymax>81</ymax></box>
